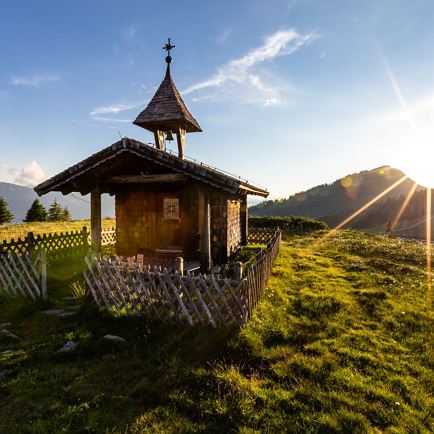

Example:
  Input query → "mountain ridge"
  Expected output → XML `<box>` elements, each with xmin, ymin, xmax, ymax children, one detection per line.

<box><xmin>0</xmin><ymin>182</ymin><xmax>114</xmax><ymax>222</ymax></box>
<box><xmin>250</xmin><ymin>166</ymin><xmax>427</xmax><ymax>238</ymax></box>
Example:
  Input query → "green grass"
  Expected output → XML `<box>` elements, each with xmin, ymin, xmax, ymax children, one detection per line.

<box><xmin>0</xmin><ymin>230</ymin><xmax>433</xmax><ymax>433</ymax></box>
<box><xmin>0</xmin><ymin>219</ymin><xmax>115</xmax><ymax>242</ymax></box>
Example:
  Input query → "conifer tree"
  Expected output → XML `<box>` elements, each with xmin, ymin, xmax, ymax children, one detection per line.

<box><xmin>48</xmin><ymin>198</ymin><xmax>64</xmax><ymax>221</ymax></box>
<box><xmin>0</xmin><ymin>196</ymin><xmax>14</xmax><ymax>225</ymax></box>
<box><xmin>62</xmin><ymin>206</ymin><xmax>71</xmax><ymax>222</ymax></box>
<box><xmin>24</xmin><ymin>199</ymin><xmax>48</xmax><ymax>222</ymax></box>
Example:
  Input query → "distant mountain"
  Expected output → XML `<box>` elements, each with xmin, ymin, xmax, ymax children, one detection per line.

<box><xmin>0</xmin><ymin>182</ymin><xmax>114</xmax><ymax>222</ymax></box>
<box><xmin>250</xmin><ymin>166</ymin><xmax>428</xmax><ymax>238</ymax></box>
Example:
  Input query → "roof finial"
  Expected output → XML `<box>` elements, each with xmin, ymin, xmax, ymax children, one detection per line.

<box><xmin>163</xmin><ymin>38</ymin><xmax>175</xmax><ymax>65</ymax></box>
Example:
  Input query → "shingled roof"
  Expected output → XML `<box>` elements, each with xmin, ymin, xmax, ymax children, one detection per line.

<box><xmin>133</xmin><ymin>66</ymin><xmax>202</xmax><ymax>133</ymax></box>
<box><xmin>34</xmin><ymin>138</ymin><xmax>268</xmax><ymax>197</ymax></box>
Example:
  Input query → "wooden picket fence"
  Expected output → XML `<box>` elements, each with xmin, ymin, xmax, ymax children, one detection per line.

<box><xmin>84</xmin><ymin>228</ymin><xmax>281</xmax><ymax>327</ymax></box>
<box><xmin>248</xmin><ymin>228</ymin><xmax>277</xmax><ymax>245</ymax></box>
<box><xmin>101</xmin><ymin>228</ymin><xmax>116</xmax><ymax>246</ymax></box>
<box><xmin>0</xmin><ymin>249</ymin><xmax>47</xmax><ymax>299</ymax></box>
<box><xmin>245</xmin><ymin>229</ymin><xmax>282</xmax><ymax>317</ymax></box>
<box><xmin>0</xmin><ymin>227</ymin><xmax>116</xmax><ymax>259</ymax></box>
<box><xmin>84</xmin><ymin>256</ymin><xmax>248</xmax><ymax>326</ymax></box>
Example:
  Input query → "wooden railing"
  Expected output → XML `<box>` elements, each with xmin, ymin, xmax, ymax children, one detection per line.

<box><xmin>84</xmin><ymin>228</ymin><xmax>281</xmax><ymax>327</ymax></box>
<box><xmin>0</xmin><ymin>249</ymin><xmax>47</xmax><ymax>299</ymax></box>
<box><xmin>0</xmin><ymin>227</ymin><xmax>116</xmax><ymax>258</ymax></box>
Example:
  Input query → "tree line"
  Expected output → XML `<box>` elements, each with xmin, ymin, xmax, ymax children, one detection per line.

<box><xmin>0</xmin><ymin>196</ymin><xmax>71</xmax><ymax>225</ymax></box>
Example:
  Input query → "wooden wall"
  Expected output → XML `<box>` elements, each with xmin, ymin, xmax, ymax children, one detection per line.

<box><xmin>115</xmin><ymin>184</ymin><xmax>245</xmax><ymax>265</ymax></box>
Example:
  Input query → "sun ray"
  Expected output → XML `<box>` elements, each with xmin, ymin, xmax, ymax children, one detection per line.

<box><xmin>380</xmin><ymin>48</ymin><xmax>423</xmax><ymax>146</ymax></box>
<box><xmin>391</xmin><ymin>182</ymin><xmax>418</xmax><ymax>231</ymax></box>
<box><xmin>426</xmin><ymin>188</ymin><xmax>432</xmax><ymax>357</ymax></box>
<box><xmin>307</xmin><ymin>175</ymin><xmax>410</xmax><ymax>253</ymax></box>
<box><xmin>334</xmin><ymin>175</ymin><xmax>409</xmax><ymax>231</ymax></box>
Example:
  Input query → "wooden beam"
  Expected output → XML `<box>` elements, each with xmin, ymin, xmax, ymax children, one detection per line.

<box><xmin>204</xmin><ymin>194</ymin><xmax>212</xmax><ymax>270</ymax></box>
<box><xmin>176</xmin><ymin>127</ymin><xmax>186</xmax><ymax>159</ymax></box>
<box><xmin>107</xmin><ymin>174</ymin><xmax>188</xmax><ymax>184</ymax></box>
<box><xmin>91</xmin><ymin>189</ymin><xmax>102</xmax><ymax>254</ymax></box>
<box><xmin>241</xmin><ymin>195</ymin><xmax>248</xmax><ymax>246</ymax></box>
<box><xmin>198</xmin><ymin>190</ymin><xmax>211</xmax><ymax>270</ymax></box>
<box><xmin>154</xmin><ymin>130</ymin><xmax>165</xmax><ymax>150</ymax></box>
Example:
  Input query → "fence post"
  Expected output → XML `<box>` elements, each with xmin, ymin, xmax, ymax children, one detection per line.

<box><xmin>234</xmin><ymin>262</ymin><xmax>243</xmax><ymax>281</ymax></box>
<box><xmin>175</xmin><ymin>257</ymin><xmax>184</xmax><ymax>275</ymax></box>
<box><xmin>82</xmin><ymin>226</ymin><xmax>89</xmax><ymax>250</ymax></box>
<box><xmin>27</xmin><ymin>232</ymin><xmax>35</xmax><ymax>256</ymax></box>
<box><xmin>39</xmin><ymin>248</ymin><xmax>47</xmax><ymax>299</ymax></box>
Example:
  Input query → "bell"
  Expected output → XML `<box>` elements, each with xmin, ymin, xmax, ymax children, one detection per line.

<box><xmin>165</xmin><ymin>130</ymin><xmax>174</xmax><ymax>142</ymax></box>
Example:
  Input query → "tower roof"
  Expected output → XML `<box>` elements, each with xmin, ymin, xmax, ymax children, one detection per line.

<box><xmin>133</xmin><ymin>65</ymin><xmax>202</xmax><ymax>133</ymax></box>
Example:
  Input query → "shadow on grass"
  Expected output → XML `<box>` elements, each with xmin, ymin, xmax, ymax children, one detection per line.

<box><xmin>0</xmin><ymin>292</ymin><xmax>239</xmax><ymax>433</ymax></box>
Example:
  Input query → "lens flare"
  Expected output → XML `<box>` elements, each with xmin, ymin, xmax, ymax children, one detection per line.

<box><xmin>381</xmin><ymin>51</ymin><xmax>434</xmax><ymax>187</ymax></box>
<box><xmin>426</xmin><ymin>189</ymin><xmax>432</xmax><ymax>348</ymax></box>
<box><xmin>391</xmin><ymin>182</ymin><xmax>418</xmax><ymax>231</ymax></box>
<box><xmin>400</xmin><ymin>161</ymin><xmax>434</xmax><ymax>189</ymax></box>
<box><xmin>334</xmin><ymin>175</ymin><xmax>409</xmax><ymax>230</ymax></box>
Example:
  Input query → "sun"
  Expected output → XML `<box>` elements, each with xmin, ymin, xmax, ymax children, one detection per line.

<box><xmin>401</xmin><ymin>154</ymin><xmax>434</xmax><ymax>189</ymax></box>
<box><xmin>383</xmin><ymin>97</ymin><xmax>434</xmax><ymax>188</ymax></box>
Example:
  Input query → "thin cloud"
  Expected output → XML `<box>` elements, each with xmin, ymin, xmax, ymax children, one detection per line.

<box><xmin>0</xmin><ymin>163</ymin><xmax>17</xmax><ymax>177</ymax></box>
<box><xmin>91</xmin><ymin>116</ymin><xmax>131</xmax><ymax>123</ymax></box>
<box><xmin>123</xmin><ymin>25</ymin><xmax>137</xmax><ymax>41</ymax></box>
<box><xmin>10</xmin><ymin>74</ymin><xmax>63</xmax><ymax>87</ymax></box>
<box><xmin>215</xmin><ymin>28</ymin><xmax>233</xmax><ymax>44</ymax></box>
<box><xmin>90</xmin><ymin>101</ymin><xmax>143</xmax><ymax>116</ymax></box>
<box><xmin>184</xmin><ymin>28</ymin><xmax>318</xmax><ymax>95</ymax></box>
<box><xmin>89</xmin><ymin>100</ymin><xmax>146</xmax><ymax>123</ymax></box>
<box><xmin>264</xmin><ymin>98</ymin><xmax>284</xmax><ymax>107</ymax></box>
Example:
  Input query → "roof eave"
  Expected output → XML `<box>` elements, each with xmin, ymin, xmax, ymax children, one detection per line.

<box><xmin>133</xmin><ymin>118</ymin><xmax>202</xmax><ymax>133</ymax></box>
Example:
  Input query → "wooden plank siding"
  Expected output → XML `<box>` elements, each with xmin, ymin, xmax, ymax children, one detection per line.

<box><xmin>115</xmin><ymin>183</ymin><xmax>245</xmax><ymax>266</ymax></box>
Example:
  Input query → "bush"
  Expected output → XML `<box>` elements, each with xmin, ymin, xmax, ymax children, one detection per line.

<box><xmin>249</xmin><ymin>215</ymin><xmax>328</xmax><ymax>235</ymax></box>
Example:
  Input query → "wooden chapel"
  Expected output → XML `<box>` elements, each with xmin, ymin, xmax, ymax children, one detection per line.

<box><xmin>35</xmin><ymin>39</ymin><xmax>269</xmax><ymax>269</ymax></box>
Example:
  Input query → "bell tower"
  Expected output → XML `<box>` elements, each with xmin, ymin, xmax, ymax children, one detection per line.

<box><xmin>133</xmin><ymin>38</ymin><xmax>202</xmax><ymax>158</ymax></box>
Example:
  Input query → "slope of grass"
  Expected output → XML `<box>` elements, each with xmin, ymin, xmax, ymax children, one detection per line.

<box><xmin>0</xmin><ymin>230</ymin><xmax>432</xmax><ymax>433</ymax></box>
<box><xmin>0</xmin><ymin>219</ymin><xmax>115</xmax><ymax>242</ymax></box>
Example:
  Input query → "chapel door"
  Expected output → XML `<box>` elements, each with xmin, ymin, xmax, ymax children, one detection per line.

<box><xmin>158</xmin><ymin>196</ymin><xmax>182</xmax><ymax>252</ymax></box>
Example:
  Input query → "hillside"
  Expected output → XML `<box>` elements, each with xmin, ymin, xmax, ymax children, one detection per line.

<box><xmin>0</xmin><ymin>229</ymin><xmax>432</xmax><ymax>432</ymax></box>
<box><xmin>250</xmin><ymin>166</ymin><xmax>426</xmax><ymax>235</ymax></box>
<box><xmin>0</xmin><ymin>182</ymin><xmax>114</xmax><ymax>222</ymax></box>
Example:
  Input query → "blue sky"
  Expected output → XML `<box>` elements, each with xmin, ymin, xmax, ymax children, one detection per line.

<box><xmin>1</xmin><ymin>0</ymin><xmax>434</xmax><ymax>200</ymax></box>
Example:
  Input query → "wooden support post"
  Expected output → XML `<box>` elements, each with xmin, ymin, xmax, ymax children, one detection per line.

<box><xmin>204</xmin><ymin>194</ymin><xmax>212</xmax><ymax>270</ymax></box>
<box><xmin>198</xmin><ymin>190</ymin><xmax>212</xmax><ymax>270</ymax></box>
<box><xmin>176</xmin><ymin>127</ymin><xmax>186</xmax><ymax>159</ymax></box>
<box><xmin>154</xmin><ymin>130</ymin><xmax>165</xmax><ymax>150</ymax></box>
<box><xmin>241</xmin><ymin>196</ymin><xmax>248</xmax><ymax>246</ymax></box>
<box><xmin>27</xmin><ymin>232</ymin><xmax>35</xmax><ymax>256</ymax></box>
<box><xmin>175</xmin><ymin>257</ymin><xmax>184</xmax><ymax>275</ymax></box>
<box><xmin>91</xmin><ymin>189</ymin><xmax>102</xmax><ymax>255</ymax></box>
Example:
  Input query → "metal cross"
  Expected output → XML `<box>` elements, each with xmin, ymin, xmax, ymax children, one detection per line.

<box><xmin>163</xmin><ymin>38</ymin><xmax>175</xmax><ymax>56</ymax></box>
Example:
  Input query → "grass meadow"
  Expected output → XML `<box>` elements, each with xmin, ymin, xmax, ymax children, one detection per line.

<box><xmin>0</xmin><ymin>229</ymin><xmax>432</xmax><ymax>433</ymax></box>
